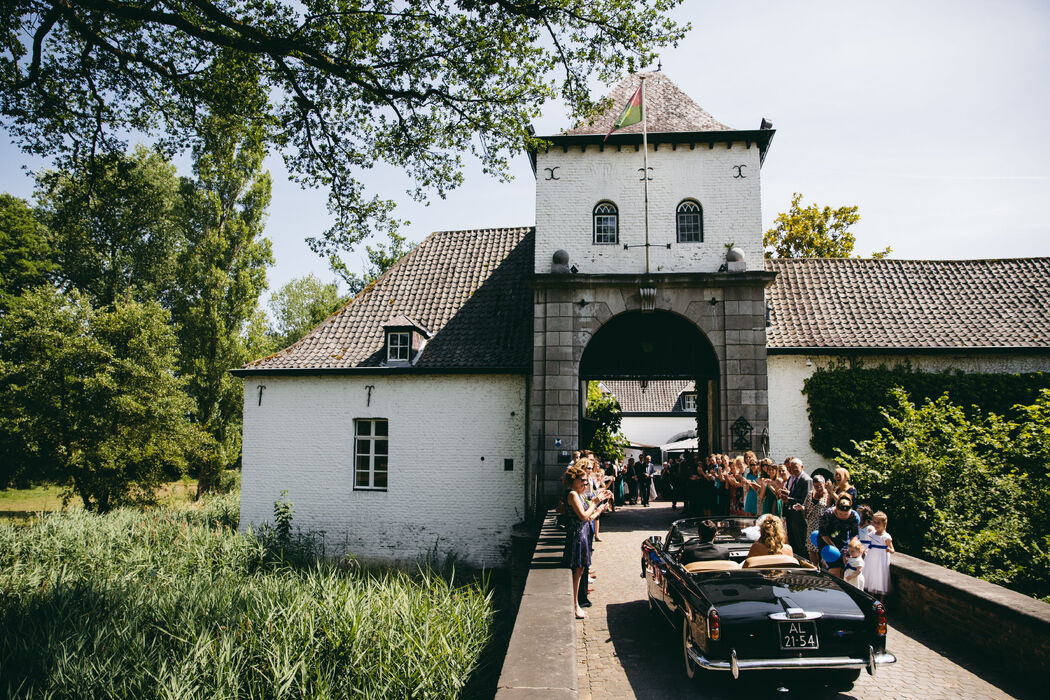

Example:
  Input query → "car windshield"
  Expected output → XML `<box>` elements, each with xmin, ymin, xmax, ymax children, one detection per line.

<box><xmin>665</xmin><ymin>517</ymin><xmax>760</xmax><ymax>551</ymax></box>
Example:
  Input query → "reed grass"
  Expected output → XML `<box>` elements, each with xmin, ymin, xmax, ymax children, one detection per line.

<box><xmin>0</xmin><ymin>496</ymin><xmax>492</xmax><ymax>699</ymax></box>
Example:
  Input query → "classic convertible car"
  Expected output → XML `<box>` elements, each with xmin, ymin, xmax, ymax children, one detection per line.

<box><xmin>641</xmin><ymin>517</ymin><xmax>896</xmax><ymax>689</ymax></box>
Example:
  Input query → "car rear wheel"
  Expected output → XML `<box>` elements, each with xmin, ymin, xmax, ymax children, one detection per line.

<box><xmin>681</xmin><ymin>616</ymin><xmax>699</xmax><ymax>680</ymax></box>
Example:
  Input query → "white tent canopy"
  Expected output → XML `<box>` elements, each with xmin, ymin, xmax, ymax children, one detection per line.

<box><xmin>660</xmin><ymin>437</ymin><xmax>699</xmax><ymax>454</ymax></box>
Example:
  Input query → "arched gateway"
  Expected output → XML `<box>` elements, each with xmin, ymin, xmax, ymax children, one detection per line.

<box><xmin>578</xmin><ymin>311</ymin><xmax>720</xmax><ymax>454</ymax></box>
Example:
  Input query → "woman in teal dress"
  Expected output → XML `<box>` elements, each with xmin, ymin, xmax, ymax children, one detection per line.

<box><xmin>758</xmin><ymin>460</ymin><xmax>782</xmax><ymax>516</ymax></box>
<box><xmin>743</xmin><ymin>459</ymin><xmax>760</xmax><ymax>515</ymax></box>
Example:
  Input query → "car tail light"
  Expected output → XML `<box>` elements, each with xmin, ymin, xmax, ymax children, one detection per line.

<box><xmin>873</xmin><ymin>602</ymin><xmax>886</xmax><ymax>636</ymax></box>
<box><xmin>707</xmin><ymin>608</ymin><xmax>721</xmax><ymax>641</ymax></box>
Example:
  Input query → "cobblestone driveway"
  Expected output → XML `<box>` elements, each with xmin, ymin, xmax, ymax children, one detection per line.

<box><xmin>576</xmin><ymin>500</ymin><xmax>1037</xmax><ymax>699</ymax></box>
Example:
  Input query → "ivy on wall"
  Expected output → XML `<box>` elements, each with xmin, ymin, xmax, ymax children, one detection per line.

<box><xmin>802</xmin><ymin>361</ymin><xmax>1050</xmax><ymax>458</ymax></box>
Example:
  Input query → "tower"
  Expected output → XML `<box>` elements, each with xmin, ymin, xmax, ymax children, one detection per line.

<box><xmin>529</xmin><ymin>72</ymin><xmax>776</xmax><ymax>504</ymax></box>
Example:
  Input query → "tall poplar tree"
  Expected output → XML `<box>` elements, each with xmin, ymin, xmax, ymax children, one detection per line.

<box><xmin>171</xmin><ymin>51</ymin><xmax>273</xmax><ymax>494</ymax></box>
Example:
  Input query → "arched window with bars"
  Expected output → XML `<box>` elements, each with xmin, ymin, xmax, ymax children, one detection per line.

<box><xmin>593</xmin><ymin>201</ymin><xmax>618</xmax><ymax>245</ymax></box>
<box><xmin>676</xmin><ymin>200</ymin><xmax>703</xmax><ymax>243</ymax></box>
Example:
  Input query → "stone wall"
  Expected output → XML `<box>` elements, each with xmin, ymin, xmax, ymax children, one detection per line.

<box><xmin>767</xmin><ymin>353</ymin><xmax>1050</xmax><ymax>471</ymax></box>
<box><xmin>890</xmin><ymin>552</ymin><xmax>1050</xmax><ymax>686</ymax></box>
<box><xmin>239</xmin><ymin>373</ymin><xmax>528</xmax><ymax>567</ymax></box>
<box><xmin>532</xmin><ymin>273</ymin><xmax>773</xmax><ymax>504</ymax></box>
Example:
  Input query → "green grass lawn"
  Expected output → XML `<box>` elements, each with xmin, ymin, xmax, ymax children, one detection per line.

<box><xmin>0</xmin><ymin>474</ymin><xmax>237</xmax><ymax>523</ymax></box>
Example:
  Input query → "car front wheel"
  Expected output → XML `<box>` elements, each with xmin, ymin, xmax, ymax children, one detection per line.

<box><xmin>681</xmin><ymin>616</ymin><xmax>699</xmax><ymax>680</ymax></box>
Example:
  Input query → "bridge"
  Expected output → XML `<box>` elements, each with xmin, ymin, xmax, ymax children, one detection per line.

<box><xmin>496</xmin><ymin>501</ymin><xmax>1045</xmax><ymax>699</ymax></box>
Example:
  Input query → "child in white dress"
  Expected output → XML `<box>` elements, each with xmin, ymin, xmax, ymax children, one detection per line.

<box><xmin>843</xmin><ymin>537</ymin><xmax>865</xmax><ymax>589</ymax></box>
<box><xmin>863</xmin><ymin>511</ymin><xmax>895</xmax><ymax>601</ymax></box>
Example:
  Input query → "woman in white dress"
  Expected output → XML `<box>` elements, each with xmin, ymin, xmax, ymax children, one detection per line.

<box><xmin>863</xmin><ymin>511</ymin><xmax>895</xmax><ymax>600</ymax></box>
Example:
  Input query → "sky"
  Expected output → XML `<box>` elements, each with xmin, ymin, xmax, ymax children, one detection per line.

<box><xmin>3</xmin><ymin>0</ymin><xmax>1049</xmax><ymax>296</ymax></box>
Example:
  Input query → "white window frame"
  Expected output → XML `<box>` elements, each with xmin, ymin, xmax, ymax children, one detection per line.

<box><xmin>593</xmin><ymin>202</ymin><xmax>619</xmax><ymax>245</ymax></box>
<box><xmin>354</xmin><ymin>418</ymin><xmax>388</xmax><ymax>491</ymax></box>
<box><xmin>681</xmin><ymin>393</ymin><xmax>697</xmax><ymax>412</ymax></box>
<box><xmin>387</xmin><ymin>331</ymin><xmax>410</xmax><ymax>362</ymax></box>
<box><xmin>676</xmin><ymin>200</ymin><xmax>703</xmax><ymax>243</ymax></box>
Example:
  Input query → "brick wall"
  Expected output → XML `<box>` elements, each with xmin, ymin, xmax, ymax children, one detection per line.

<box><xmin>534</xmin><ymin>142</ymin><xmax>764</xmax><ymax>275</ymax></box>
<box><xmin>239</xmin><ymin>374</ymin><xmax>528</xmax><ymax>567</ymax></box>
<box><xmin>890</xmin><ymin>552</ymin><xmax>1050</xmax><ymax>685</ymax></box>
<box><xmin>767</xmin><ymin>353</ymin><xmax>1050</xmax><ymax>471</ymax></box>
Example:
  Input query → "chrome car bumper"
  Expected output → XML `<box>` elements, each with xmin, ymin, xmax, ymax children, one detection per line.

<box><xmin>688</xmin><ymin>645</ymin><xmax>897</xmax><ymax>679</ymax></box>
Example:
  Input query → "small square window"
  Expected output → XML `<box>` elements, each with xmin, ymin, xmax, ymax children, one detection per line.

<box><xmin>387</xmin><ymin>332</ymin><xmax>410</xmax><ymax>362</ymax></box>
<box><xmin>681</xmin><ymin>393</ymin><xmax>697</xmax><ymax>412</ymax></box>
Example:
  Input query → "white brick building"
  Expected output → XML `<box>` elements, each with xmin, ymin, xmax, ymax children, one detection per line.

<box><xmin>234</xmin><ymin>73</ymin><xmax>1050</xmax><ymax>566</ymax></box>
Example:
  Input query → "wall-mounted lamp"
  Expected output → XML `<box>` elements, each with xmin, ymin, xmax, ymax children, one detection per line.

<box><xmin>709</xmin><ymin>297</ymin><xmax>718</xmax><ymax>306</ymax></box>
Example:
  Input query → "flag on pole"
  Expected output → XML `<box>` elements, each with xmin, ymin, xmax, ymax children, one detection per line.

<box><xmin>604</xmin><ymin>84</ymin><xmax>644</xmax><ymax>141</ymax></box>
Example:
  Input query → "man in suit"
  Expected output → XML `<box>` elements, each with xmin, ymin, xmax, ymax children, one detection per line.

<box><xmin>781</xmin><ymin>457</ymin><xmax>813</xmax><ymax>555</ymax></box>
<box><xmin>679</xmin><ymin>520</ymin><xmax>729</xmax><ymax>565</ymax></box>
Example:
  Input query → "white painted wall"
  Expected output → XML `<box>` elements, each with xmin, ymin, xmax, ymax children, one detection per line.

<box><xmin>768</xmin><ymin>353</ymin><xmax>1050</xmax><ymax>472</ymax></box>
<box><xmin>239</xmin><ymin>374</ymin><xmax>527</xmax><ymax>567</ymax></box>
<box><xmin>620</xmin><ymin>415</ymin><xmax>696</xmax><ymax>447</ymax></box>
<box><xmin>534</xmin><ymin>141</ymin><xmax>763</xmax><ymax>275</ymax></box>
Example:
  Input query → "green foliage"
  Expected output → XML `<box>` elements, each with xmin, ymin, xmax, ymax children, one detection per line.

<box><xmin>0</xmin><ymin>505</ymin><xmax>493</xmax><ymax>698</ymax></box>
<box><xmin>0</xmin><ymin>286</ymin><xmax>213</xmax><ymax>509</ymax></box>
<box><xmin>267</xmin><ymin>273</ymin><xmax>346</xmax><ymax>349</ymax></box>
<box><xmin>802</xmin><ymin>362</ymin><xmax>1050</xmax><ymax>458</ymax></box>
<box><xmin>0</xmin><ymin>193</ymin><xmax>55</xmax><ymax>309</ymax></box>
<box><xmin>764</xmin><ymin>192</ymin><xmax>890</xmax><ymax>259</ymax></box>
<box><xmin>338</xmin><ymin>230</ymin><xmax>417</xmax><ymax>296</ymax></box>
<box><xmin>2</xmin><ymin>1</ymin><xmax>687</xmax><ymax>259</ymax></box>
<box><xmin>170</xmin><ymin>73</ymin><xmax>274</xmax><ymax>493</ymax></box>
<box><xmin>586</xmin><ymin>381</ymin><xmax>629</xmax><ymax>460</ymax></box>
<box><xmin>35</xmin><ymin>146</ymin><xmax>182</xmax><ymax>307</ymax></box>
<box><xmin>837</xmin><ymin>389</ymin><xmax>1050</xmax><ymax>600</ymax></box>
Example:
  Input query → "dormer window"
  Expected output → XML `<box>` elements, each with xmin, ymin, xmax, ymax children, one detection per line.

<box><xmin>387</xmin><ymin>332</ymin><xmax>410</xmax><ymax>362</ymax></box>
<box><xmin>681</xmin><ymin>393</ymin><xmax>697</xmax><ymax>412</ymax></box>
<box><xmin>676</xmin><ymin>200</ymin><xmax>703</xmax><ymax>243</ymax></box>
<box><xmin>381</xmin><ymin>316</ymin><xmax>432</xmax><ymax>365</ymax></box>
<box><xmin>593</xmin><ymin>201</ymin><xmax>618</xmax><ymax>245</ymax></box>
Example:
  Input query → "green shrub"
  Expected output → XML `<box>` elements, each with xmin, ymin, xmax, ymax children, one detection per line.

<box><xmin>836</xmin><ymin>389</ymin><xmax>1050</xmax><ymax>601</ymax></box>
<box><xmin>0</xmin><ymin>506</ymin><xmax>493</xmax><ymax>698</ymax></box>
<box><xmin>803</xmin><ymin>362</ymin><xmax>1050</xmax><ymax>458</ymax></box>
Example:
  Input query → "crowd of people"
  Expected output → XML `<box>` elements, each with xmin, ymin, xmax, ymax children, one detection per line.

<box><xmin>559</xmin><ymin>449</ymin><xmax>895</xmax><ymax>620</ymax></box>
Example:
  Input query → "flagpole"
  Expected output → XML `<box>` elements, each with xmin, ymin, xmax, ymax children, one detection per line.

<box><xmin>641</xmin><ymin>75</ymin><xmax>650</xmax><ymax>275</ymax></box>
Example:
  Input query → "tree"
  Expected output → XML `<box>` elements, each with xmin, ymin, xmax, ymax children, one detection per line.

<box><xmin>837</xmin><ymin>389</ymin><xmax>1050</xmax><ymax>600</ymax></box>
<box><xmin>764</xmin><ymin>192</ymin><xmax>891</xmax><ymax>259</ymax></box>
<box><xmin>586</xmin><ymin>381</ymin><xmax>628</xmax><ymax>461</ymax></box>
<box><xmin>2</xmin><ymin>1</ymin><xmax>687</xmax><ymax>264</ymax></box>
<box><xmin>0</xmin><ymin>286</ymin><xmax>212</xmax><ymax>509</ymax></box>
<box><xmin>170</xmin><ymin>56</ymin><xmax>274</xmax><ymax>494</ymax></box>
<box><xmin>267</xmin><ymin>274</ymin><xmax>345</xmax><ymax>349</ymax></box>
<box><xmin>339</xmin><ymin>230</ymin><xmax>417</xmax><ymax>295</ymax></box>
<box><xmin>0</xmin><ymin>193</ymin><xmax>56</xmax><ymax>309</ymax></box>
<box><xmin>34</xmin><ymin>146</ymin><xmax>182</xmax><ymax>307</ymax></box>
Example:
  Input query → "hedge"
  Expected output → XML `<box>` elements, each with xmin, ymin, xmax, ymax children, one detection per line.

<box><xmin>802</xmin><ymin>362</ymin><xmax>1050</xmax><ymax>458</ymax></box>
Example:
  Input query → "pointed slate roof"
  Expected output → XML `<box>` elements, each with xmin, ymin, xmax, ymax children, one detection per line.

<box><xmin>563</xmin><ymin>72</ymin><xmax>733</xmax><ymax>136</ymax></box>
<box><xmin>765</xmin><ymin>258</ymin><xmax>1050</xmax><ymax>351</ymax></box>
<box><xmin>237</xmin><ymin>228</ymin><xmax>534</xmax><ymax>373</ymax></box>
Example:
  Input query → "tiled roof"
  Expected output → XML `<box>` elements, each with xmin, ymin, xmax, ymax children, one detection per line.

<box><xmin>765</xmin><ymin>258</ymin><xmax>1050</xmax><ymax>350</ymax></box>
<box><xmin>601</xmin><ymin>380</ymin><xmax>695</xmax><ymax>413</ymax></box>
<box><xmin>242</xmin><ymin>228</ymin><xmax>534</xmax><ymax>372</ymax></box>
<box><xmin>562</xmin><ymin>72</ymin><xmax>732</xmax><ymax>136</ymax></box>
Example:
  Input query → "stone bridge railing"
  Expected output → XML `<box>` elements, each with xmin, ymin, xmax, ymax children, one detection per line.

<box><xmin>495</xmin><ymin>511</ymin><xmax>576</xmax><ymax>699</ymax></box>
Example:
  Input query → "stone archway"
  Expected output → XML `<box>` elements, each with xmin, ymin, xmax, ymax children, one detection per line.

<box><xmin>578</xmin><ymin>310</ymin><xmax>720</xmax><ymax>455</ymax></box>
